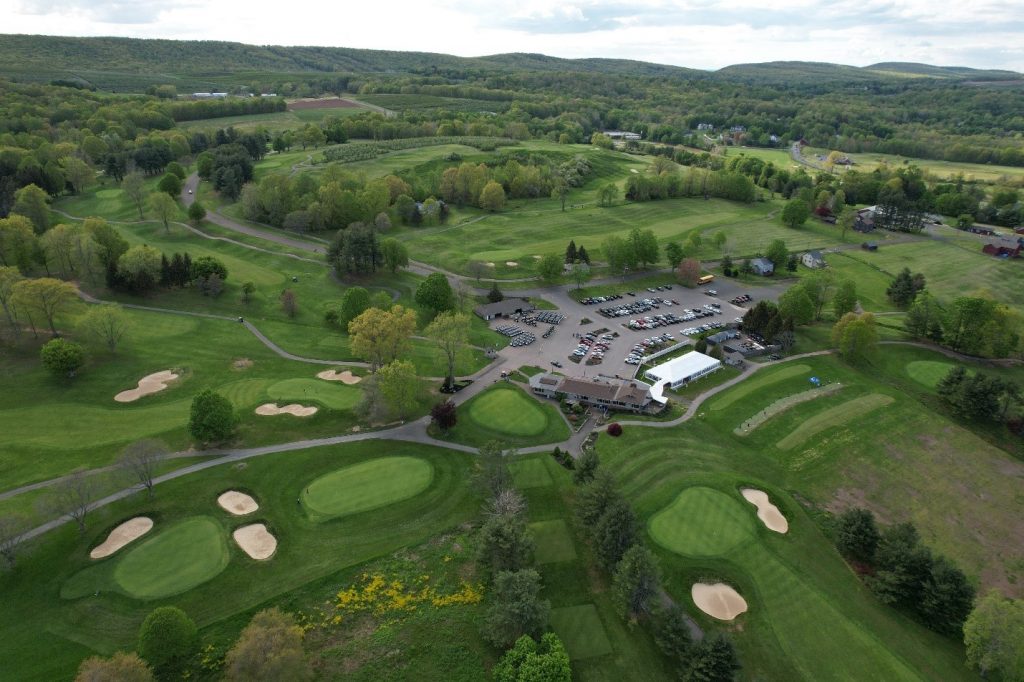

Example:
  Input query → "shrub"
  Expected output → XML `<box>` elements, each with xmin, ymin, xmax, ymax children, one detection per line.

<box><xmin>40</xmin><ymin>338</ymin><xmax>86</xmax><ymax>377</ymax></box>
<box><xmin>138</xmin><ymin>606</ymin><xmax>198</xmax><ymax>678</ymax></box>
<box><xmin>607</xmin><ymin>422</ymin><xmax>623</xmax><ymax>437</ymax></box>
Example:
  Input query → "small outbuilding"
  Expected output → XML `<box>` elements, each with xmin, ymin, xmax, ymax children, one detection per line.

<box><xmin>750</xmin><ymin>258</ymin><xmax>775</xmax><ymax>276</ymax></box>
<box><xmin>801</xmin><ymin>251</ymin><xmax>826</xmax><ymax>269</ymax></box>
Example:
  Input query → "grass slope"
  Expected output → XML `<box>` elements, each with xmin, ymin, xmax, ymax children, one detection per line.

<box><xmin>442</xmin><ymin>384</ymin><xmax>570</xmax><ymax>448</ymax></box>
<box><xmin>301</xmin><ymin>456</ymin><xmax>434</xmax><ymax>520</ymax></box>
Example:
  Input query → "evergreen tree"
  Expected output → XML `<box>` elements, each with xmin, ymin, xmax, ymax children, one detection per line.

<box><xmin>565</xmin><ymin>240</ymin><xmax>577</xmax><ymax>264</ymax></box>
<box><xmin>572</xmin><ymin>449</ymin><xmax>599</xmax><ymax>485</ymax></box>
<box><xmin>834</xmin><ymin>508</ymin><xmax>880</xmax><ymax>564</ymax></box>
<box><xmin>594</xmin><ymin>499</ymin><xmax>639</xmax><ymax>571</ymax></box>
<box><xmin>887</xmin><ymin>268</ymin><xmax>918</xmax><ymax>307</ymax></box>
<box><xmin>684</xmin><ymin>634</ymin><xmax>741</xmax><ymax>682</ymax></box>
<box><xmin>578</xmin><ymin>245</ymin><xmax>590</xmax><ymax>265</ymax></box>
<box><xmin>612</xmin><ymin>544</ymin><xmax>660</xmax><ymax>618</ymax></box>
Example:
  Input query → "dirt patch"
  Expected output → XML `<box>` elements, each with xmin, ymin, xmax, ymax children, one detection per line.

<box><xmin>90</xmin><ymin>517</ymin><xmax>153</xmax><ymax>559</ymax></box>
<box><xmin>233</xmin><ymin>358</ymin><xmax>254</xmax><ymax>370</ymax></box>
<box><xmin>692</xmin><ymin>582</ymin><xmax>748</xmax><ymax>621</ymax></box>
<box><xmin>288</xmin><ymin>98</ymin><xmax>361</xmax><ymax>110</ymax></box>
<box><xmin>740</xmin><ymin>489</ymin><xmax>789</xmax><ymax>533</ymax></box>
<box><xmin>218</xmin><ymin>490</ymin><xmax>258</xmax><ymax>515</ymax></box>
<box><xmin>317</xmin><ymin>369</ymin><xmax>361</xmax><ymax>385</ymax></box>
<box><xmin>233</xmin><ymin>523</ymin><xmax>277</xmax><ymax>560</ymax></box>
<box><xmin>485</xmin><ymin>262</ymin><xmax>495</xmax><ymax>267</ymax></box>
<box><xmin>114</xmin><ymin>370</ymin><xmax>179</xmax><ymax>402</ymax></box>
<box><xmin>505</xmin><ymin>261</ymin><xmax>519</xmax><ymax>267</ymax></box>
<box><xmin>255</xmin><ymin>403</ymin><xmax>318</xmax><ymax>417</ymax></box>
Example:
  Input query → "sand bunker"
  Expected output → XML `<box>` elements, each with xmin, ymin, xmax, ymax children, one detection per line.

<box><xmin>316</xmin><ymin>369</ymin><xmax>361</xmax><ymax>384</ymax></box>
<box><xmin>217</xmin><ymin>490</ymin><xmax>259</xmax><ymax>516</ymax></box>
<box><xmin>232</xmin><ymin>358</ymin><xmax>253</xmax><ymax>370</ymax></box>
<box><xmin>255</xmin><ymin>403</ymin><xmax>318</xmax><ymax>417</ymax></box>
<box><xmin>692</xmin><ymin>582</ymin><xmax>748</xmax><ymax>621</ymax></box>
<box><xmin>505</xmin><ymin>261</ymin><xmax>519</xmax><ymax>267</ymax></box>
<box><xmin>90</xmin><ymin>517</ymin><xmax>154</xmax><ymax>559</ymax></box>
<box><xmin>233</xmin><ymin>523</ymin><xmax>277</xmax><ymax>560</ymax></box>
<box><xmin>741</xmin><ymin>488</ymin><xmax>789</xmax><ymax>533</ymax></box>
<box><xmin>114</xmin><ymin>370</ymin><xmax>179</xmax><ymax>402</ymax></box>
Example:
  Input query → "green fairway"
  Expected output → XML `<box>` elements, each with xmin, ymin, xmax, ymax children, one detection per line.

<box><xmin>301</xmin><ymin>456</ymin><xmax>434</xmax><ymax>520</ymax></box>
<box><xmin>905</xmin><ymin>360</ymin><xmax>955</xmax><ymax>388</ymax></box>
<box><xmin>266</xmin><ymin>377</ymin><xmax>362</xmax><ymax>410</ymax></box>
<box><xmin>509</xmin><ymin>457</ymin><xmax>555</xmax><ymax>488</ymax></box>
<box><xmin>112</xmin><ymin>517</ymin><xmax>229</xmax><ymax>599</ymax></box>
<box><xmin>529</xmin><ymin>520</ymin><xmax>577</xmax><ymax>564</ymax></box>
<box><xmin>775</xmin><ymin>393</ymin><xmax>895</xmax><ymax>450</ymax></box>
<box><xmin>442</xmin><ymin>384</ymin><xmax>570</xmax><ymax>448</ymax></box>
<box><xmin>649</xmin><ymin>487</ymin><xmax>757</xmax><ymax>556</ymax></box>
<box><xmin>709</xmin><ymin>364</ymin><xmax>811</xmax><ymax>411</ymax></box>
<box><xmin>549</xmin><ymin>604</ymin><xmax>614</xmax><ymax>660</ymax></box>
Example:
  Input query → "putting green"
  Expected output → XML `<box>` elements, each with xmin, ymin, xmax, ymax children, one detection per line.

<box><xmin>905</xmin><ymin>360</ymin><xmax>956</xmax><ymax>389</ymax></box>
<box><xmin>467</xmin><ymin>386</ymin><xmax>547</xmax><ymax>436</ymax></box>
<box><xmin>113</xmin><ymin>517</ymin><xmax>229</xmax><ymax>599</ymax></box>
<box><xmin>267</xmin><ymin>378</ymin><xmax>361</xmax><ymax>411</ymax></box>
<box><xmin>649</xmin><ymin>487</ymin><xmax>756</xmax><ymax>557</ymax></box>
<box><xmin>302</xmin><ymin>456</ymin><xmax>433</xmax><ymax>520</ymax></box>
<box><xmin>94</xmin><ymin>188</ymin><xmax>124</xmax><ymax>199</ymax></box>
<box><xmin>776</xmin><ymin>393</ymin><xmax>895</xmax><ymax>451</ymax></box>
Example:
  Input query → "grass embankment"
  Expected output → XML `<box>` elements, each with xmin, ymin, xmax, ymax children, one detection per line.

<box><xmin>440</xmin><ymin>384</ymin><xmax>570</xmax><ymax>448</ymax></box>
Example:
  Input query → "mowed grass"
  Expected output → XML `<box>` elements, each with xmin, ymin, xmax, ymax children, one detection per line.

<box><xmin>266</xmin><ymin>377</ymin><xmax>361</xmax><ymax>410</ymax></box>
<box><xmin>905</xmin><ymin>360</ymin><xmax>956</xmax><ymax>388</ymax></box>
<box><xmin>442</xmin><ymin>384</ymin><xmax>570</xmax><ymax>448</ymax></box>
<box><xmin>529</xmin><ymin>520</ymin><xmax>577</xmax><ymax>564</ymax></box>
<box><xmin>710</xmin><ymin>364</ymin><xmax>811</xmax><ymax>411</ymax></box>
<box><xmin>509</xmin><ymin>457</ymin><xmax>555</xmax><ymax>488</ymax></box>
<box><xmin>803</xmin><ymin>146</ymin><xmax>1024</xmax><ymax>183</ymax></box>
<box><xmin>550</xmin><ymin>604</ymin><xmax>614</xmax><ymax>660</ymax></box>
<box><xmin>301</xmin><ymin>456</ymin><xmax>434</xmax><ymax>520</ymax></box>
<box><xmin>649</xmin><ymin>486</ymin><xmax>757</xmax><ymax>556</ymax></box>
<box><xmin>775</xmin><ymin>393</ymin><xmax>894</xmax><ymax>450</ymax></box>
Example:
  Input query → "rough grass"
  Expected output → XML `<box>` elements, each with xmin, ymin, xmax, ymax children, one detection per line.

<box><xmin>301</xmin><ymin>456</ymin><xmax>434</xmax><ymax>520</ymax></box>
<box><xmin>775</xmin><ymin>393</ymin><xmax>895</xmax><ymax>450</ymax></box>
<box><xmin>529</xmin><ymin>520</ymin><xmax>577</xmax><ymax>564</ymax></box>
<box><xmin>549</xmin><ymin>604</ymin><xmax>614</xmax><ymax>660</ymax></box>
<box><xmin>648</xmin><ymin>486</ymin><xmax>757</xmax><ymax>556</ymax></box>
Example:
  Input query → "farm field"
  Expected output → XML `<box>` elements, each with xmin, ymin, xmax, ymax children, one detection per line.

<box><xmin>177</xmin><ymin>100</ymin><xmax>373</xmax><ymax>133</ymax></box>
<box><xmin>803</xmin><ymin>146</ymin><xmax>1024</xmax><ymax>182</ymax></box>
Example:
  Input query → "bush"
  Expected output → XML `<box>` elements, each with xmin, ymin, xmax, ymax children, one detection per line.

<box><xmin>607</xmin><ymin>422</ymin><xmax>623</xmax><ymax>437</ymax></box>
<box><xmin>40</xmin><ymin>338</ymin><xmax>86</xmax><ymax>378</ymax></box>
<box><xmin>138</xmin><ymin>606</ymin><xmax>198</xmax><ymax>678</ymax></box>
<box><xmin>188</xmin><ymin>390</ymin><xmax>236</xmax><ymax>443</ymax></box>
<box><xmin>190</xmin><ymin>255</ymin><xmax>227</xmax><ymax>282</ymax></box>
<box><xmin>157</xmin><ymin>172</ymin><xmax>182</xmax><ymax>197</ymax></box>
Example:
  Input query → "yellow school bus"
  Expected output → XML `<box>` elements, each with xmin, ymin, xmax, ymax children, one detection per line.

<box><xmin>698</xmin><ymin>275</ymin><xmax>715</xmax><ymax>285</ymax></box>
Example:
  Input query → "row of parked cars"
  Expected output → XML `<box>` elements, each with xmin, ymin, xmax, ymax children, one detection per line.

<box><xmin>599</xmin><ymin>297</ymin><xmax>682</xmax><ymax>319</ymax></box>
<box><xmin>624</xmin><ymin>333</ymin><xmax>676</xmax><ymax>364</ymax></box>
<box><xmin>571</xmin><ymin>331</ymin><xmax>614</xmax><ymax>361</ymax></box>
<box><xmin>680</xmin><ymin>321</ymin><xmax>728</xmax><ymax>336</ymax></box>
<box><xmin>729</xmin><ymin>294</ymin><xmax>753</xmax><ymax>306</ymax></box>
<box><xmin>578</xmin><ymin>285</ymin><xmax>675</xmax><ymax>307</ymax></box>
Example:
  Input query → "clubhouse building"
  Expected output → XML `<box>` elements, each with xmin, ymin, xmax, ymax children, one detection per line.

<box><xmin>529</xmin><ymin>373</ymin><xmax>655</xmax><ymax>413</ymax></box>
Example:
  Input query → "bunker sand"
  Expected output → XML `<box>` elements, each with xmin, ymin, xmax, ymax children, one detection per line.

<box><xmin>217</xmin><ymin>491</ymin><xmax>258</xmax><ymax>515</ymax></box>
<box><xmin>316</xmin><ymin>369</ymin><xmax>361</xmax><ymax>384</ymax></box>
<box><xmin>692</xmin><ymin>582</ymin><xmax>748</xmax><ymax>620</ymax></box>
<box><xmin>255</xmin><ymin>403</ymin><xmax>318</xmax><ymax>417</ymax></box>
<box><xmin>233</xmin><ymin>523</ymin><xmax>277</xmax><ymax>560</ymax></box>
<box><xmin>114</xmin><ymin>370</ymin><xmax>178</xmax><ymax>402</ymax></box>
<box><xmin>90</xmin><ymin>517</ymin><xmax>153</xmax><ymax>559</ymax></box>
<box><xmin>741</xmin><ymin>488</ymin><xmax>789</xmax><ymax>533</ymax></box>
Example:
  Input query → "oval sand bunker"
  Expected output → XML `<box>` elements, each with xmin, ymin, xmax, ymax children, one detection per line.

<box><xmin>90</xmin><ymin>517</ymin><xmax>154</xmax><ymax>559</ymax></box>
<box><xmin>741</xmin><ymin>488</ymin><xmax>789</xmax><ymax>533</ymax></box>
<box><xmin>255</xmin><ymin>403</ymin><xmax>318</xmax><ymax>417</ymax></box>
<box><xmin>218</xmin><ymin>491</ymin><xmax>258</xmax><ymax>516</ymax></box>
<box><xmin>692</xmin><ymin>582</ymin><xmax>748</xmax><ymax>621</ymax></box>
<box><xmin>115</xmin><ymin>370</ymin><xmax>179</xmax><ymax>402</ymax></box>
<box><xmin>316</xmin><ymin>369</ymin><xmax>361</xmax><ymax>384</ymax></box>
<box><xmin>233</xmin><ymin>523</ymin><xmax>277</xmax><ymax>560</ymax></box>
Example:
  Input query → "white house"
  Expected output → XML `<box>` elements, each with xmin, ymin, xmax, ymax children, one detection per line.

<box><xmin>801</xmin><ymin>251</ymin><xmax>827</xmax><ymax>269</ymax></box>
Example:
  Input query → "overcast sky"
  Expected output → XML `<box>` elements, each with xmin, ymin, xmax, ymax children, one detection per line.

<box><xmin>3</xmin><ymin>0</ymin><xmax>1023</xmax><ymax>72</ymax></box>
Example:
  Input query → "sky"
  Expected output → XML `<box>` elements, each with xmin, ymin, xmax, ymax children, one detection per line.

<box><xmin>3</xmin><ymin>0</ymin><xmax>1023</xmax><ymax>72</ymax></box>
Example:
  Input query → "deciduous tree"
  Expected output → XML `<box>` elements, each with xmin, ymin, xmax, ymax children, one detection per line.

<box><xmin>612</xmin><ymin>544</ymin><xmax>660</xmax><ymax>619</ymax></box>
<box><xmin>0</xmin><ymin>215</ymin><xmax>37</xmax><ymax>273</ymax></box>
<box><xmin>424</xmin><ymin>311</ymin><xmax>469</xmax><ymax>391</ymax></box>
<box><xmin>415</xmin><ymin>273</ymin><xmax>455</xmax><ymax>313</ymax></box>
<box><xmin>430</xmin><ymin>399</ymin><xmax>457</xmax><ymax>432</ymax></box>
<box><xmin>122</xmin><ymin>172</ymin><xmax>147</xmax><ymax>221</ymax></box>
<box><xmin>831</xmin><ymin>312</ymin><xmax>878</xmax><ymax>363</ymax></box>
<box><xmin>964</xmin><ymin>591</ymin><xmax>1024</xmax><ymax>681</ymax></box>
<box><xmin>12</xmin><ymin>183</ymin><xmax>49</xmax><ymax>233</ymax></box>
<box><xmin>138</xmin><ymin>606</ymin><xmax>198</xmax><ymax>678</ymax></box>
<box><xmin>188</xmin><ymin>390</ymin><xmax>236</xmax><ymax>443</ymax></box>
<box><xmin>376</xmin><ymin>359</ymin><xmax>418</xmax><ymax>419</ymax></box>
<box><xmin>223</xmin><ymin>608</ymin><xmax>311</xmax><ymax>682</ymax></box>
<box><xmin>537</xmin><ymin>254</ymin><xmax>564</xmax><ymax>283</ymax></box>
<box><xmin>380</xmin><ymin>238</ymin><xmax>409</xmax><ymax>274</ymax></box>
<box><xmin>149</xmin><ymin>192</ymin><xmax>177</xmax><ymax>234</ymax></box>
<box><xmin>781</xmin><ymin>198</ymin><xmax>810</xmax><ymax>228</ymax></box>
<box><xmin>347</xmin><ymin>305</ymin><xmax>417</xmax><ymax>371</ymax></box>
<box><xmin>187</xmin><ymin>201</ymin><xmax>206</xmax><ymax>225</ymax></box>
<box><xmin>832</xmin><ymin>279</ymin><xmax>858</xmax><ymax>317</ymax></box>
<box><xmin>480</xmin><ymin>180</ymin><xmax>506</xmax><ymax>211</ymax></box>
<box><xmin>492</xmin><ymin>633</ymin><xmax>571</xmax><ymax>682</ymax></box>
<box><xmin>684</xmin><ymin>633</ymin><xmax>741</xmax><ymax>682</ymax></box>
<box><xmin>677</xmin><ymin>258</ymin><xmax>701</xmax><ymax>287</ymax></box>
<box><xmin>48</xmin><ymin>469</ymin><xmax>93</xmax><ymax>534</ymax></box>
<box><xmin>118</xmin><ymin>439</ymin><xmax>166</xmax><ymax>498</ymax></box>
<box><xmin>75</xmin><ymin>652</ymin><xmax>154</xmax><ymax>682</ymax></box>
<box><xmin>834</xmin><ymin>508</ymin><xmax>880</xmax><ymax>564</ymax></box>
<box><xmin>13</xmin><ymin>278</ymin><xmax>77</xmax><ymax>335</ymax></box>
<box><xmin>81</xmin><ymin>305</ymin><xmax>130</xmax><ymax>352</ymax></box>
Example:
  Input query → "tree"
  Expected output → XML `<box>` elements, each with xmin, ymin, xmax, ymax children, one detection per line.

<box><xmin>374</xmin><ymin>212</ymin><xmax>391</xmax><ymax>232</ymax></box>
<box><xmin>599</xmin><ymin>183</ymin><xmax>619</xmax><ymax>207</ymax></box>
<box><xmin>188</xmin><ymin>389</ymin><xmax>236</xmax><ymax>443</ymax></box>
<box><xmin>480</xmin><ymin>180</ymin><xmax>507</xmax><ymax>211</ymax></box>
<box><xmin>652</xmin><ymin>604</ymin><xmax>694</xmax><ymax>663</ymax></box>
<box><xmin>62</xmin><ymin>156</ymin><xmax>95</xmax><ymax>195</ymax></box>
<box><xmin>777</xmin><ymin>286</ymin><xmax>815</xmax><ymax>326</ymax></box>
<box><xmin>223</xmin><ymin>608</ymin><xmax>311</xmax><ymax>682</ymax></box>
<box><xmin>612</xmin><ymin>544</ymin><xmax>660</xmax><ymax>619</ymax></box>
<box><xmin>665</xmin><ymin>241</ymin><xmax>684</xmax><ymax>269</ymax></box>
<box><xmin>537</xmin><ymin>253</ymin><xmax>564</xmax><ymax>283</ymax></box>
<box><xmin>628</xmin><ymin>227</ymin><xmax>659</xmax><ymax>269</ymax></box>
<box><xmin>122</xmin><ymin>173</ymin><xmax>146</xmax><ymax>220</ymax></box>
<box><xmin>117</xmin><ymin>245</ymin><xmax>162</xmax><ymax>292</ymax></box>
<box><xmin>551</xmin><ymin>176</ymin><xmax>570</xmax><ymax>211</ymax></box>
<box><xmin>483</xmin><ymin>569</ymin><xmax>551</xmax><ymax>648</ymax></box>
<box><xmin>594</xmin><ymin>498</ymin><xmax>638</xmax><ymax>571</ymax></box>
<box><xmin>48</xmin><ymin>469</ymin><xmax>93</xmax><ymax>535</ymax></box>
<box><xmin>602</xmin><ymin>235</ymin><xmax>631</xmax><ymax>277</ymax></box>
<box><xmin>677</xmin><ymin>258</ymin><xmax>701</xmax><ymax>287</ymax></box>
<box><xmin>0</xmin><ymin>266</ymin><xmax>24</xmax><ymax>338</ymax></box>
<box><xmin>81</xmin><ymin>305</ymin><xmax>130</xmax><ymax>352</ymax></box>
<box><xmin>575</xmin><ymin>470</ymin><xmax>619</xmax><ymax>528</ymax></box>
<box><xmin>801</xmin><ymin>270</ymin><xmax>836</xmax><ymax>320</ymax></box>
<box><xmin>119</xmin><ymin>439</ymin><xmax>166</xmax><ymax>498</ymax></box>
<box><xmin>138</xmin><ymin>606</ymin><xmax>198</xmax><ymax>678</ymax></box>
<box><xmin>565</xmin><ymin>240</ymin><xmax>578</xmax><ymax>264</ymax></box>
<box><xmin>425</xmin><ymin>311</ymin><xmax>469</xmax><ymax>391</ymax></box>
<box><xmin>149</xmin><ymin>192</ymin><xmax>177</xmax><ymax>234</ymax></box>
<box><xmin>766</xmin><ymin>239</ymin><xmax>788</xmax><ymax>268</ymax></box>
<box><xmin>838</xmin><ymin>206</ymin><xmax>856</xmax><ymax>240</ymax></box>
<box><xmin>157</xmin><ymin>172</ymin><xmax>182</xmax><ymax>197</ymax></box>
<box><xmin>684</xmin><ymin>633</ymin><xmax>741</xmax><ymax>682</ymax></box>
<box><xmin>886</xmin><ymin>268</ymin><xmax>922</xmax><ymax>308</ymax></box>
<box><xmin>573</xmin><ymin>449</ymin><xmax>599</xmax><ymax>485</ymax></box>
<box><xmin>241</xmin><ymin>281</ymin><xmax>256</xmax><ymax>304</ymax></box>
<box><xmin>831</xmin><ymin>312</ymin><xmax>878</xmax><ymax>363</ymax></box>
<box><xmin>279</xmin><ymin>289</ymin><xmax>297</xmax><ymax>318</ymax></box>
<box><xmin>40</xmin><ymin>337</ymin><xmax>86</xmax><ymax>377</ymax></box>
<box><xmin>492</xmin><ymin>633</ymin><xmax>571</xmax><ymax>682</ymax></box>
<box><xmin>75</xmin><ymin>652</ymin><xmax>154</xmax><ymax>682</ymax></box>
<box><xmin>468</xmin><ymin>260</ymin><xmax>487</xmax><ymax>282</ymax></box>
<box><xmin>12</xmin><ymin>184</ymin><xmax>49</xmax><ymax>233</ymax></box>
<box><xmin>964</xmin><ymin>591</ymin><xmax>1024</xmax><ymax>681</ymax></box>
<box><xmin>488</xmin><ymin>282</ymin><xmax>504</xmax><ymax>303</ymax></box>
<box><xmin>919</xmin><ymin>555</ymin><xmax>976</xmax><ymax>635</ymax></box>
<box><xmin>0</xmin><ymin>514</ymin><xmax>27</xmax><ymax>569</ymax></box>
<box><xmin>337</xmin><ymin>286</ymin><xmax>371</xmax><ymax>328</ymax></box>
<box><xmin>569</xmin><ymin>262</ymin><xmax>592</xmax><ymax>290</ymax></box>
<box><xmin>376</xmin><ymin>359</ymin><xmax>419</xmax><ymax>418</ymax></box>
<box><xmin>577</xmin><ymin>245</ymin><xmax>591</xmax><ymax>265</ymax></box>
<box><xmin>431</xmin><ymin>399</ymin><xmax>457</xmax><ymax>432</ymax></box>
<box><xmin>380</xmin><ymin>238</ymin><xmax>409</xmax><ymax>274</ymax></box>
<box><xmin>0</xmin><ymin>215</ymin><xmax>38</xmax><ymax>272</ymax></box>
<box><xmin>956</xmin><ymin>213</ymin><xmax>975</xmax><ymax>230</ymax></box>
<box><xmin>187</xmin><ymin>201</ymin><xmax>206</xmax><ymax>225</ymax></box>
<box><xmin>477</xmin><ymin>509</ymin><xmax>534</xmax><ymax>582</ymax></box>
<box><xmin>781</xmin><ymin>198</ymin><xmax>810</xmax><ymax>228</ymax></box>
<box><xmin>415</xmin><ymin>273</ymin><xmax>455</xmax><ymax>314</ymax></box>
<box><xmin>348</xmin><ymin>305</ymin><xmax>417</xmax><ymax>371</ymax></box>
<box><xmin>834</xmin><ymin>508</ymin><xmax>880</xmax><ymax>564</ymax></box>
<box><xmin>832</xmin><ymin>279</ymin><xmax>858</xmax><ymax>317</ymax></box>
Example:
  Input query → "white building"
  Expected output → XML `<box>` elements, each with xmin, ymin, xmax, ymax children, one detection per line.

<box><xmin>644</xmin><ymin>351</ymin><xmax>722</xmax><ymax>403</ymax></box>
